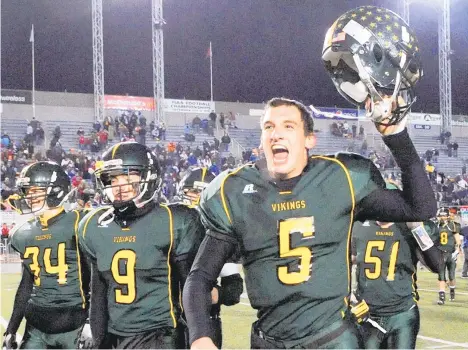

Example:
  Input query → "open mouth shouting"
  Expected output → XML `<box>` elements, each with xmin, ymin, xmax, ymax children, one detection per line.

<box><xmin>272</xmin><ymin>144</ymin><xmax>289</xmax><ymax>165</ymax></box>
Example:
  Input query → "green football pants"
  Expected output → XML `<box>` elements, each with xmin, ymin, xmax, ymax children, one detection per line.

<box><xmin>20</xmin><ymin>322</ymin><xmax>81</xmax><ymax>349</ymax></box>
<box><xmin>360</xmin><ymin>305</ymin><xmax>420</xmax><ymax>349</ymax></box>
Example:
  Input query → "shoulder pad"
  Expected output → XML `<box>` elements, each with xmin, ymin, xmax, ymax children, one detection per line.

<box><xmin>79</xmin><ymin>206</ymin><xmax>112</xmax><ymax>238</ymax></box>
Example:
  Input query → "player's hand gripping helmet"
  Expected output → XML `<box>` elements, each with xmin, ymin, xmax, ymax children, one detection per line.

<box><xmin>178</xmin><ymin>167</ymin><xmax>215</xmax><ymax>206</ymax></box>
<box><xmin>95</xmin><ymin>142</ymin><xmax>162</xmax><ymax>215</ymax></box>
<box><xmin>322</xmin><ymin>6</ymin><xmax>422</xmax><ymax>125</ymax></box>
<box><xmin>10</xmin><ymin>161</ymin><xmax>71</xmax><ymax>214</ymax></box>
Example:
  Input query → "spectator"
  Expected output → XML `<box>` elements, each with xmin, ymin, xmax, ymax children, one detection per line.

<box><xmin>447</xmin><ymin>142</ymin><xmax>453</xmax><ymax>157</ymax></box>
<box><xmin>93</xmin><ymin>120</ymin><xmax>101</xmax><ymax>132</ymax></box>
<box><xmin>440</xmin><ymin>132</ymin><xmax>446</xmax><ymax>145</ymax></box>
<box><xmin>360</xmin><ymin>140</ymin><xmax>368</xmax><ymax>156</ymax></box>
<box><xmin>139</xmin><ymin>127</ymin><xmax>147</xmax><ymax>146</ymax></box>
<box><xmin>103</xmin><ymin>116</ymin><xmax>112</xmax><ymax>130</ymax></box>
<box><xmin>209</xmin><ymin>110</ymin><xmax>217</xmax><ymax>126</ymax></box>
<box><xmin>139</xmin><ymin>113</ymin><xmax>147</xmax><ymax>128</ymax></box>
<box><xmin>352</xmin><ymin>124</ymin><xmax>357</xmax><ymax>138</ymax></box>
<box><xmin>433</xmin><ymin>148</ymin><xmax>439</xmax><ymax>163</ymax></box>
<box><xmin>192</xmin><ymin>116</ymin><xmax>201</xmax><ymax>133</ymax></box>
<box><xmin>219</xmin><ymin>113</ymin><xmax>225</xmax><ymax>129</ymax></box>
<box><xmin>213</xmin><ymin>137</ymin><xmax>220</xmax><ymax>151</ymax></box>
<box><xmin>453</xmin><ymin>141</ymin><xmax>459</xmax><ymax>157</ymax></box>
<box><xmin>1</xmin><ymin>223</ymin><xmax>9</xmax><ymax>239</ymax></box>
<box><xmin>228</xmin><ymin>112</ymin><xmax>238</xmax><ymax>129</ymax></box>
<box><xmin>359</xmin><ymin>125</ymin><xmax>365</xmax><ymax>139</ymax></box>
<box><xmin>221</xmin><ymin>132</ymin><xmax>231</xmax><ymax>152</ymax></box>
<box><xmin>160</xmin><ymin>122</ymin><xmax>166</xmax><ymax>141</ymax></box>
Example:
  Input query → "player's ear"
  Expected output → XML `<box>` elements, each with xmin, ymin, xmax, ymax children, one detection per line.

<box><xmin>305</xmin><ymin>133</ymin><xmax>316</xmax><ymax>150</ymax></box>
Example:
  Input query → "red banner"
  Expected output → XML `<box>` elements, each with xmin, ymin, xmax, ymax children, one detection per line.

<box><xmin>104</xmin><ymin>95</ymin><xmax>155</xmax><ymax>111</ymax></box>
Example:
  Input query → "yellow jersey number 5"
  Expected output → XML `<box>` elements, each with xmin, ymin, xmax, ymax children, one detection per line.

<box><xmin>277</xmin><ymin>217</ymin><xmax>315</xmax><ymax>285</ymax></box>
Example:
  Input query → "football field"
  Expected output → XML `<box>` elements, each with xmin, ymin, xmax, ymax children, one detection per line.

<box><xmin>1</xmin><ymin>261</ymin><xmax>467</xmax><ymax>349</ymax></box>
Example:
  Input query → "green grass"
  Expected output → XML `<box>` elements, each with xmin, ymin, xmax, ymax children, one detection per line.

<box><xmin>2</xmin><ymin>263</ymin><xmax>468</xmax><ymax>348</ymax></box>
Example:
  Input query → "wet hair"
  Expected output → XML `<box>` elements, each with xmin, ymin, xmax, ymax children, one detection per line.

<box><xmin>263</xmin><ymin>97</ymin><xmax>314</xmax><ymax>135</ymax></box>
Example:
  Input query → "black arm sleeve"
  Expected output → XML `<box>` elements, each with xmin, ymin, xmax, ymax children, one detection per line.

<box><xmin>89</xmin><ymin>260</ymin><xmax>108</xmax><ymax>347</ymax></box>
<box><xmin>182</xmin><ymin>233</ymin><xmax>235</xmax><ymax>345</ymax></box>
<box><xmin>173</xmin><ymin>256</ymin><xmax>192</xmax><ymax>293</ymax></box>
<box><xmin>416</xmin><ymin>246</ymin><xmax>444</xmax><ymax>273</ymax></box>
<box><xmin>356</xmin><ymin>129</ymin><xmax>437</xmax><ymax>222</ymax></box>
<box><xmin>80</xmin><ymin>247</ymin><xmax>91</xmax><ymax>302</ymax></box>
<box><xmin>6</xmin><ymin>267</ymin><xmax>33</xmax><ymax>334</ymax></box>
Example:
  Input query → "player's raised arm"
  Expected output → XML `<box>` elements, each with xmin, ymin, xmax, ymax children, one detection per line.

<box><xmin>322</xmin><ymin>9</ymin><xmax>436</xmax><ymax>222</ymax></box>
<box><xmin>354</xmin><ymin>101</ymin><xmax>436</xmax><ymax>222</ymax></box>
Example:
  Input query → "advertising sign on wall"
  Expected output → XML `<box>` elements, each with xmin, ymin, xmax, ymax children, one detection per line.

<box><xmin>163</xmin><ymin>99</ymin><xmax>215</xmax><ymax>114</ymax></box>
<box><xmin>0</xmin><ymin>89</ymin><xmax>32</xmax><ymax>104</ymax></box>
<box><xmin>104</xmin><ymin>95</ymin><xmax>155</xmax><ymax>111</ymax></box>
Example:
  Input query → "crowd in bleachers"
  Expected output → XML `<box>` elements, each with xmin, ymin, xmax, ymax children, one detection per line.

<box><xmin>2</xmin><ymin>110</ymin><xmax>468</xmax><ymax>209</ymax></box>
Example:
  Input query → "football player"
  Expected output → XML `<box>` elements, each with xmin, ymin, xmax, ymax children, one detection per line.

<box><xmin>178</xmin><ymin>167</ymin><xmax>244</xmax><ymax>348</ymax></box>
<box><xmin>431</xmin><ymin>207</ymin><xmax>462</xmax><ymax>304</ymax></box>
<box><xmin>183</xmin><ymin>6</ymin><xmax>438</xmax><ymax>345</ymax></box>
<box><xmin>2</xmin><ymin>161</ymin><xmax>90</xmax><ymax>349</ymax></box>
<box><xmin>351</xmin><ymin>182</ymin><xmax>442</xmax><ymax>349</ymax></box>
<box><xmin>78</xmin><ymin>142</ymin><xmax>205</xmax><ymax>349</ymax></box>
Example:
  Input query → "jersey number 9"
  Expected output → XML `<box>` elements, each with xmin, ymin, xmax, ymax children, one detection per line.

<box><xmin>111</xmin><ymin>249</ymin><xmax>137</xmax><ymax>304</ymax></box>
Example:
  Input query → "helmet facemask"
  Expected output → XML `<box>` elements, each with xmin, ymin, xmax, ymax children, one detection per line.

<box><xmin>12</xmin><ymin>176</ymin><xmax>69</xmax><ymax>215</ymax></box>
<box><xmin>96</xmin><ymin>162</ymin><xmax>161</xmax><ymax>215</ymax></box>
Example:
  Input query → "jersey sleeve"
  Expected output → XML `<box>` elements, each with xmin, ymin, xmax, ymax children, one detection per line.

<box><xmin>77</xmin><ymin>208</ymin><xmax>107</xmax><ymax>261</ymax></box>
<box><xmin>10</xmin><ymin>220</ymin><xmax>34</xmax><ymax>256</ymax></box>
<box><xmin>335</xmin><ymin>153</ymin><xmax>385</xmax><ymax>205</ymax></box>
<box><xmin>199</xmin><ymin>170</ymin><xmax>238</xmax><ymax>245</ymax></box>
<box><xmin>170</xmin><ymin>204</ymin><xmax>205</xmax><ymax>260</ymax></box>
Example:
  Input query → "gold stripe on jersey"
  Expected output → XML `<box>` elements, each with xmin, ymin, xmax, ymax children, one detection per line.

<box><xmin>82</xmin><ymin>207</ymin><xmax>108</xmax><ymax>238</ymax></box>
<box><xmin>411</xmin><ymin>271</ymin><xmax>418</xmax><ymax>303</ymax></box>
<box><xmin>73</xmin><ymin>210</ymin><xmax>87</xmax><ymax>309</ymax></box>
<box><xmin>160</xmin><ymin>204</ymin><xmax>177</xmax><ymax>328</ymax></box>
<box><xmin>279</xmin><ymin>191</ymin><xmax>292</xmax><ymax>195</ymax></box>
<box><xmin>221</xmin><ymin>164</ymin><xmax>251</xmax><ymax>224</ymax></box>
<box><xmin>310</xmin><ymin>156</ymin><xmax>356</xmax><ymax>302</ymax></box>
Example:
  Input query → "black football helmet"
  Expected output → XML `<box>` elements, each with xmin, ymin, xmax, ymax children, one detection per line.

<box><xmin>178</xmin><ymin>167</ymin><xmax>215</xmax><ymax>206</ymax></box>
<box><xmin>95</xmin><ymin>142</ymin><xmax>162</xmax><ymax>214</ymax></box>
<box><xmin>322</xmin><ymin>6</ymin><xmax>422</xmax><ymax>125</ymax></box>
<box><xmin>11</xmin><ymin>161</ymin><xmax>71</xmax><ymax>214</ymax></box>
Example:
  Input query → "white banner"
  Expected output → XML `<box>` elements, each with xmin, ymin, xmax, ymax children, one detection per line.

<box><xmin>409</xmin><ymin>112</ymin><xmax>441</xmax><ymax>126</ymax></box>
<box><xmin>163</xmin><ymin>99</ymin><xmax>215</xmax><ymax>114</ymax></box>
<box><xmin>460</xmin><ymin>206</ymin><xmax>468</xmax><ymax>227</ymax></box>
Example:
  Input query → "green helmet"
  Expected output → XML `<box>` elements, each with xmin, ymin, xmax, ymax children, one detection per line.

<box><xmin>13</xmin><ymin>161</ymin><xmax>71</xmax><ymax>214</ymax></box>
<box><xmin>95</xmin><ymin>142</ymin><xmax>162</xmax><ymax>215</ymax></box>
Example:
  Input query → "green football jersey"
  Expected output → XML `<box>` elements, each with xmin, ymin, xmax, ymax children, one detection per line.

<box><xmin>78</xmin><ymin>203</ymin><xmax>204</xmax><ymax>336</ymax></box>
<box><xmin>200</xmin><ymin>154</ymin><xmax>383</xmax><ymax>342</ymax></box>
<box><xmin>11</xmin><ymin>209</ymin><xmax>87</xmax><ymax>309</ymax></box>
<box><xmin>352</xmin><ymin>221</ymin><xmax>418</xmax><ymax>316</ymax></box>
<box><xmin>430</xmin><ymin>220</ymin><xmax>458</xmax><ymax>253</ymax></box>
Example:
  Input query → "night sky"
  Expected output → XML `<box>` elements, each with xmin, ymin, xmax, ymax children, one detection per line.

<box><xmin>1</xmin><ymin>0</ymin><xmax>467</xmax><ymax>114</ymax></box>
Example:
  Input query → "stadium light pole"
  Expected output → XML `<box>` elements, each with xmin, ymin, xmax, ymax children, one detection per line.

<box><xmin>401</xmin><ymin>0</ymin><xmax>452</xmax><ymax>134</ymax></box>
